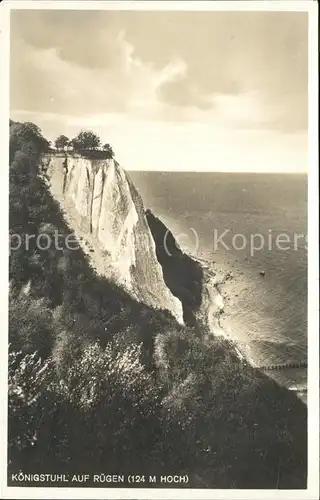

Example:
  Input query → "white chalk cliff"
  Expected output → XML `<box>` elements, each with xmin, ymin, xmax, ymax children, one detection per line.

<box><xmin>46</xmin><ymin>155</ymin><xmax>184</xmax><ymax>323</ymax></box>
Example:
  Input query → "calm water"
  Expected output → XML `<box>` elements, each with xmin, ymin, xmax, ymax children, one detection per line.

<box><xmin>130</xmin><ymin>172</ymin><xmax>308</xmax><ymax>400</ymax></box>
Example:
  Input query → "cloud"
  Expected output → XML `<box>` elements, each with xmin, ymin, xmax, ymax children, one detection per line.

<box><xmin>10</xmin><ymin>9</ymin><xmax>308</xmax><ymax>137</ymax></box>
<box><xmin>114</xmin><ymin>11</ymin><xmax>308</xmax><ymax>131</ymax></box>
<box><xmin>11</xmin><ymin>33</ymin><xmax>182</xmax><ymax>119</ymax></box>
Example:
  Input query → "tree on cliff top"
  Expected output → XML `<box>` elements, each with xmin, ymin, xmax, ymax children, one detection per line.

<box><xmin>54</xmin><ymin>135</ymin><xmax>70</xmax><ymax>150</ymax></box>
<box><xmin>71</xmin><ymin>130</ymin><xmax>101</xmax><ymax>152</ymax></box>
<box><xmin>102</xmin><ymin>143</ymin><xmax>115</xmax><ymax>158</ymax></box>
<box><xmin>9</xmin><ymin>121</ymin><xmax>49</xmax><ymax>162</ymax></box>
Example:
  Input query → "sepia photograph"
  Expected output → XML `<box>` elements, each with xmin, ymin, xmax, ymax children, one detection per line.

<box><xmin>0</xmin><ymin>1</ymin><xmax>319</xmax><ymax>498</ymax></box>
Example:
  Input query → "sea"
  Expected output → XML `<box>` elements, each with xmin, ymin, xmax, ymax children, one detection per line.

<box><xmin>130</xmin><ymin>172</ymin><xmax>308</xmax><ymax>404</ymax></box>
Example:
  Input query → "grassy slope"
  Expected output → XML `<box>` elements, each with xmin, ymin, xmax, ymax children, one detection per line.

<box><xmin>8</xmin><ymin>121</ymin><xmax>307</xmax><ymax>488</ymax></box>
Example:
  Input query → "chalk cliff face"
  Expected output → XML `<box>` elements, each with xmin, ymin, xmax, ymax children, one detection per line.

<box><xmin>46</xmin><ymin>155</ymin><xmax>184</xmax><ymax>323</ymax></box>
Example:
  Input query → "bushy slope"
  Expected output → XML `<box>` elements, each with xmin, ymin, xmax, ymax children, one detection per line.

<box><xmin>8</xmin><ymin>121</ymin><xmax>307</xmax><ymax>488</ymax></box>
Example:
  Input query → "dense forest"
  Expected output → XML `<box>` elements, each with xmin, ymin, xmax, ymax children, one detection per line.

<box><xmin>8</xmin><ymin>120</ymin><xmax>307</xmax><ymax>488</ymax></box>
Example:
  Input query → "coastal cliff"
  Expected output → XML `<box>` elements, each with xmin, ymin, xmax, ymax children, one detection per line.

<box><xmin>45</xmin><ymin>155</ymin><xmax>184</xmax><ymax>324</ymax></box>
<box><xmin>9</xmin><ymin>121</ymin><xmax>308</xmax><ymax>489</ymax></box>
<box><xmin>145</xmin><ymin>210</ymin><xmax>224</xmax><ymax>332</ymax></box>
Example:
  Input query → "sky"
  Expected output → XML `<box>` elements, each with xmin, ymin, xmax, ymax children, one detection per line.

<box><xmin>10</xmin><ymin>9</ymin><xmax>308</xmax><ymax>172</ymax></box>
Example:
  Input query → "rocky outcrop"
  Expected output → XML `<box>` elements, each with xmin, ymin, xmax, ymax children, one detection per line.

<box><xmin>45</xmin><ymin>155</ymin><xmax>184</xmax><ymax>324</ymax></box>
<box><xmin>145</xmin><ymin>210</ymin><xmax>203</xmax><ymax>325</ymax></box>
<box><xmin>144</xmin><ymin>211</ymin><xmax>227</xmax><ymax>334</ymax></box>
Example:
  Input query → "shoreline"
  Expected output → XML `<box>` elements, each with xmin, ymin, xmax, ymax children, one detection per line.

<box><xmin>192</xmin><ymin>254</ymin><xmax>308</xmax><ymax>405</ymax></box>
<box><xmin>193</xmin><ymin>255</ymin><xmax>252</xmax><ymax>362</ymax></box>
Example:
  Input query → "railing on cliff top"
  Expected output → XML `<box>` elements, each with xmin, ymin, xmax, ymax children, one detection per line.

<box><xmin>44</xmin><ymin>149</ymin><xmax>114</xmax><ymax>160</ymax></box>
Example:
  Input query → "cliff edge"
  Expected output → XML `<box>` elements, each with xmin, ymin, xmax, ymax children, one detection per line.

<box><xmin>45</xmin><ymin>155</ymin><xmax>184</xmax><ymax>324</ymax></box>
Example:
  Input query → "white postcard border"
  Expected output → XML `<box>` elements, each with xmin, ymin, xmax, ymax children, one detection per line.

<box><xmin>0</xmin><ymin>2</ymin><xmax>318</xmax><ymax>499</ymax></box>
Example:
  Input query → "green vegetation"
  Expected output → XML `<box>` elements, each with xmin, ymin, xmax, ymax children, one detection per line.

<box><xmin>102</xmin><ymin>142</ymin><xmax>115</xmax><ymax>158</ymax></box>
<box><xmin>54</xmin><ymin>134</ymin><xmax>70</xmax><ymax>151</ymax></box>
<box><xmin>53</xmin><ymin>130</ymin><xmax>115</xmax><ymax>159</ymax></box>
<box><xmin>9</xmin><ymin>120</ymin><xmax>49</xmax><ymax>163</ymax></box>
<box><xmin>8</xmin><ymin>120</ymin><xmax>307</xmax><ymax>488</ymax></box>
<box><xmin>70</xmin><ymin>130</ymin><xmax>101</xmax><ymax>151</ymax></box>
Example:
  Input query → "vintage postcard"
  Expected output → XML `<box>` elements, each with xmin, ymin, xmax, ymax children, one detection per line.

<box><xmin>0</xmin><ymin>1</ymin><xmax>318</xmax><ymax>499</ymax></box>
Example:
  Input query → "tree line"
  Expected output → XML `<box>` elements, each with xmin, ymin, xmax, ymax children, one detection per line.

<box><xmin>53</xmin><ymin>130</ymin><xmax>114</xmax><ymax>158</ymax></box>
